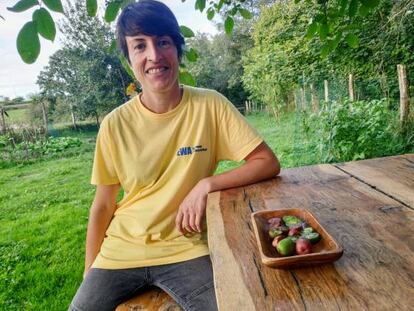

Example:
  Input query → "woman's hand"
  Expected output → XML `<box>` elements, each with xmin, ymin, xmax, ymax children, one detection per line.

<box><xmin>175</xmin><ymin>179</ymin><xmax>211</xmax><ymax>234</ymax></box>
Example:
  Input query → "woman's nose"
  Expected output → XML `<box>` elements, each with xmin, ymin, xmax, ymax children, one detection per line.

<box><xmin>147</xmin><ymin>44</ymin><xmax>162</xmax><ymax>62</ymax></box>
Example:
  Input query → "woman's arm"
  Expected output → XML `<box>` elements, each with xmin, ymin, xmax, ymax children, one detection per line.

<box><xmin>205</xmin><ymin>141</ymin><xmax>280</xmax><ymax>192</ymax></box>
<box><xmin>84</xmin><ymin>184</ymin><xmax>120</xmax><ymax>277</ymax></box>
<box><xmin>176</xmin><ymin>142</ymin><xmax>280</xmax><ymax>233</ymax></box>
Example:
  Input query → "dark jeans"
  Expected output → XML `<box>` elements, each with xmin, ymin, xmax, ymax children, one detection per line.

<box><xmin>68</xmin><ymin>255</ymin><xmax>218</xmax><ymax>311</ymax></box>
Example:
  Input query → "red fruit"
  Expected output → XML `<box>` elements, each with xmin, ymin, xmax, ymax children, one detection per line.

<box><xmin>296</xmin><ymin>238</ymin><xmax>312</xmax><ymax>255</ymax></box>
<box><xmin>288</xmin><ymin>226</ymin><xmax>302</xmax><ymax>236</ymax></box>
<box><xmin>272</xmin><ymin>235</ymin><xmax>284</xmax><ymax>248</ymax></box>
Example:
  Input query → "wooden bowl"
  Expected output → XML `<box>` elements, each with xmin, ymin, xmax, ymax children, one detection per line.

<box><xmin>251</xmin><ymin>208</ymin><xmax>343</xmax><ymax>268</ymax></box>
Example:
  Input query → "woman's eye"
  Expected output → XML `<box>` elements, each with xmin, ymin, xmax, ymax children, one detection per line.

<box><xmin>159</xmin><ymin>40</ymin><xmax>171</xmax><ymax>48</ymax></box>
<box><xmin>134</xmin><ymin>43</ymin><xmax>145</xmax><ymax>51</ymax></box>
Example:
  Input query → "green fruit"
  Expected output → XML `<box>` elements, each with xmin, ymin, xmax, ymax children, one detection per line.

<box><xmin>269</xmin><ymin>228</ymin><xmax>283</xmax><ymax>238</ymax></box>
<box><xmin>303</xmin><ymin>227</ymin><xmax>314</xmax><ymax>234</ymax></box>
<box><xmin>276</xmin><ymin>237</ymin><xmax>296</xmax><ymax>256</ymax></box>
<box><xmin>301</xmin><ymin>232</ymin><xmax>321</xmax><ymax>244</ymax></box>
<box><xmin>282</xmin><ymin>215</ymin><xmax>302</xmax><ymax>227</ymax></box>
<box><xmin>289</xmin><ymin>236</ymin><xmax>298</xmax><ymax>243</ymax></box>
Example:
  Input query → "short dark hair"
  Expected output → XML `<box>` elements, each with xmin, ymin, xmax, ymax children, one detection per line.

<box><xmin>116</xmin><ymin>0</ymin><xmax>185</xmax><ymax>62</ymax></box>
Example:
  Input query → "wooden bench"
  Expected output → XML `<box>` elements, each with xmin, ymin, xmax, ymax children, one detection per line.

<box><xmin>116</xmin><ymin>286</ymin><xmax>181</xmax><ymax>311</ymax></box>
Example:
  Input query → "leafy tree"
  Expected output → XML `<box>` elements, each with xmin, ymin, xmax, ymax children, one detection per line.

<box><xmin>327</xmin><ymin>0</ymin><xmax>414</xmax><ymax>103</ymax></box>
<box><xmin>185</xmin><ymin>0</ymin><xmax>274</xmax><ymax>107</ymax></box>
<box><xmin>242</xmin><ymin>1</ymin><xmax>320</xmax><ymax>114</ymax></box>
<box><xmin>243</xmin><ymin>0</ymin><xmax>413</xmax><ymax>112</ymax></box>
<box><xmin>185</xmin><ymin>30</ymin><xmax>250</xmax><ymax>107</ymax></box>
<box><xmin>37</xmin><ymin>0</ymin><xmax>132</xmax><ymax>125</ymax></box>
<box><xmin>10</xmin><ymin>97</ymin><xmax>26</xmax><ymax>104</ymax></box>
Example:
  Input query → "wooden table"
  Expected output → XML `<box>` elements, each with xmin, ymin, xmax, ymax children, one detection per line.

<box><xmin>207</xmin><ymin>154</ymin><xmax>414</xmax><ymax>311</ymax></box>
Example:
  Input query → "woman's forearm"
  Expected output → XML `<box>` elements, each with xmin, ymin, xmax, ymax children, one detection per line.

<box><xmin>84</xmin><ymin>184</ymin><xmax>120</xmax><ymax>277</ymax></box>
<box><xmin>205</xmin><ymin>143</ymin><xmax>280</xmax><ymax>193</ymax></box>
<box><xmin>84</xmin><ymin>205</ymin><xmax>115</xmax><ymax>275</ymax></box>
<box><xmin>205</xmin><ymin>157</ymin><xmax>279</xmax><ymax>193</ymax></box>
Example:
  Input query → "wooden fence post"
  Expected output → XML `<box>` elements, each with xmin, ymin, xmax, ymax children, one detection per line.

<box><xmin>301</xmin><ymin>86</ymin><xmax>306</xmax><ymax>110</ymax></box>
<box><xmin>310</xmin><ymin>83</ymin><xmax>319</xmax><ymax>113</ymax></box>
<box><xmin>40</xmin><ymin>101</ymin><xmax>48</xmax><ymax>136</ymax></box>
<box><xmin>0</xmin><ymin>107</ymin><xmax>6</xmax><ymax>134</ymax></box>
<box><xmin>294</xmin><ymin>91</ymin><xmax>298</xmax><ymax>111</ymax></box>
<box><xmin>348</xmin><ymin>73</ymin><xmax>355</xmax><ymax>101</ymax></box>
<box><xmin>324</xmin><ymin>80</ymin><xmax>329</xmax><ymax>102</ymax></box>
<box><xmin>68</xmin><ymin>101</ymin><xmax>77</xmax><ymax>130</ymax></box>
<box><xmin>397</xmin><ymin>64</ymin><xmax>410</xmax><ymax>126</ymax></box>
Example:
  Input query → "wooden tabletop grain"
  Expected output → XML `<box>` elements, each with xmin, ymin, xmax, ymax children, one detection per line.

<box><xmin>206</xmin><ymin>154</ymin><xmax>414</xmax><ymax>311</ymax></box>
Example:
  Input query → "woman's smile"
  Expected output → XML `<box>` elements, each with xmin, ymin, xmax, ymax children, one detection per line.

<box><xmin>146</xmin><ymin>66</ymin><xmax>169</xmax><ymax>74</ymax></box>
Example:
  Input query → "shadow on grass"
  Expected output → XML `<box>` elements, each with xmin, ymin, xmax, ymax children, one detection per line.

<box><xmin>48</xmin><ymin>123</ymin><xmax>99</xmax><ymax>139</ymax></box>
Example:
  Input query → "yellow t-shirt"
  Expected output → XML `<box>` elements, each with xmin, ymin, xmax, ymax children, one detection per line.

<box><xmin>91</xmin><ymin>85</ymin><xmax>263</xmax><ymax>269</ymax></box>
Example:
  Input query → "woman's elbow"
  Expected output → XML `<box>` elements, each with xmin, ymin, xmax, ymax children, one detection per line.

<box><xmin>272</xmin><ymin>156</ymin><xmax>281</xmax><ymax>177</ymax></box>
<box><xmin>262</xmin><ymin>153</ymin><xmax>280</xmax><ymax>178</ymax></box>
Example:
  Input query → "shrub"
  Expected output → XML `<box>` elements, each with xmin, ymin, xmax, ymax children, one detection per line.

<box><xmin>0</xmin><ymin>135</ymin><xmax>82</xmax><ymax>167</ymax></box>
<box><xmin>310</xmin><ymin>99</ymin><xmax>408</xmax><ymax>162</ymax></box>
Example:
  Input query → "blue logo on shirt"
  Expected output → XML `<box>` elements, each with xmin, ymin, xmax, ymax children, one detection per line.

<box><xmin>177</xmin><ymin>145</ymin><xmax>207</xmax><ymax>156</ymax></box>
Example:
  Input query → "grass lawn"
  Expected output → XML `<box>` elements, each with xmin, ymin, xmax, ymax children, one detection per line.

<box><xmin>216</xmin><ymin>111</ymin><xmax>319</xmax><ymax>172</ymax></box>
<box><xmin>0</xmin><ymin>111</ymin><xmax>318</xmax><ymax>310</ymax></box>
<box><xmin>4</xmin><ymin>109</ymin><xmax>29</xmax><ymax>124</ymax></box>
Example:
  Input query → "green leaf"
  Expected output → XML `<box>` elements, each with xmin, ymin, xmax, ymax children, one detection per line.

<box><xmin>32</xmin><ymin>8</ymin><xmax>55</xmax><ymax>41</ymax></box>
<box><xmin>314</xmin><ymin>13</ymin><xmax>325</xmax><ymax>23</ymax></box>
<box><xmin>17</xmin><ymin>21</ymin><xmax>40</xmax><ymax>64</ymax></box>
<box><xmin>319</xmin><ymin>23</ymin><xmax>329</xmax><ymax>40</ymax></box>
<box><xmin>306</xmin><ymin>22</ymin><xmax>318</xmax><ymax>39</ymax></box>
<box><xmin>359</xmin><ymin>4</ymin><xmax>370</xmax><ymax>17</ymax></box>
<box><xmin>345</xmin><ymin>33</ymin><xmax>359</xmax><ymax>48</ymax></box>
<box><xmin>239</xmin><ymin>8</ymin><xmax>253</xmax><ymax>19</ymax></box>
<box><xmin>105</xmin><ymin>1</ymin><xmax>121</xmax><ymax>23</ymax></box>
<box><xmin>195</xmin><ymin>0</ymin><xmax>206</xmax><ymax>12</ymax></box>
<box><xmin>43</xmin><ymin>0</ymin><xmax>64</xmax><ymax>13</ymax></box>
<box><xmin>7</xmin><ymin>0</ymin><xmax>38</xmax><ymax>12</ymax></box>
<box><xmin>180</xmin><ymin>25</ymin><xmax>195</xmax><ymax>38</ymax></box>
<box><xmin>108</xmin><ymin>39</ymin><xmax>117</xmax><ymax>53</ymax></box>
<box><xmin>229</xmin><ymin>7</ymin><xmax>238</xmax><ymax>16</ymax></box>
<box><xmin>216</xmin><ymin>0</ymin><xmax>224</xmax><ymax>11</ymax></box>
<box><xmin>331</xmin><ymin>31</ymin><xmax>342</xmax><ymax>49</ymax></box>
<box><xmin>179</xmin><ymin>71</ymin><xmax>196</xmax><ymax>86</ymax></box>
<box><xmin>224</xmin><ymin>16</ymin><xmax>234</xmax><ymax>35</ymax></box>
<box><xmin>320</xmin><ymin>44</ymin><xmax>331</xmax><ymax>58</ymax></box>
<box><xmin>118</xmin><ymin>53</ymin><xmax>135</xmax><ymax>80</ymax></box>
<box><xmin>185</xmin><ymin>48</ymin><xmax>198</xmax><ymax>62</ymax></box>
<box><xmin>349</xmin><ymin>0</ymin><xmax>358</xmax><ymax>17</ymax></box>
<box><xmin>361</xmin><ymin>0</ymin><xmax>380</xmax><ymax>9</ymax></box>
<box><xmin>86</xmin><ymin>0</ymin><xmax>98</xmax><ymax>17</ymax></box>
<box><xmin>339</xmin><ymin>0</ymin><xmax>348</xmax><ymax>16</ymax></box>
<box><xmin>207</xmin><ymin>8</ymin><xmax>215</xmax><ymax>20</ymax></box>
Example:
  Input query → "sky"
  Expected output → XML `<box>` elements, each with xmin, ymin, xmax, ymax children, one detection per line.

<box><xmin>0</xmin><ymin>0</ymin><xmax>218</xmax><ymax>100</ymax></box>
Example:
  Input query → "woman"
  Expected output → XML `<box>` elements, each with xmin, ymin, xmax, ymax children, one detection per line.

<box><xmin>69</xmin><ymin>1</ymin><xmax>280</xmax><ymax>310</ymax></box>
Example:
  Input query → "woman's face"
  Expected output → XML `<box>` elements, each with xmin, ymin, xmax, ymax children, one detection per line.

<box><xmin>126</xmin><ymin>34</ymin><xmax>180</xmax><ymax>95</ymax></box>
